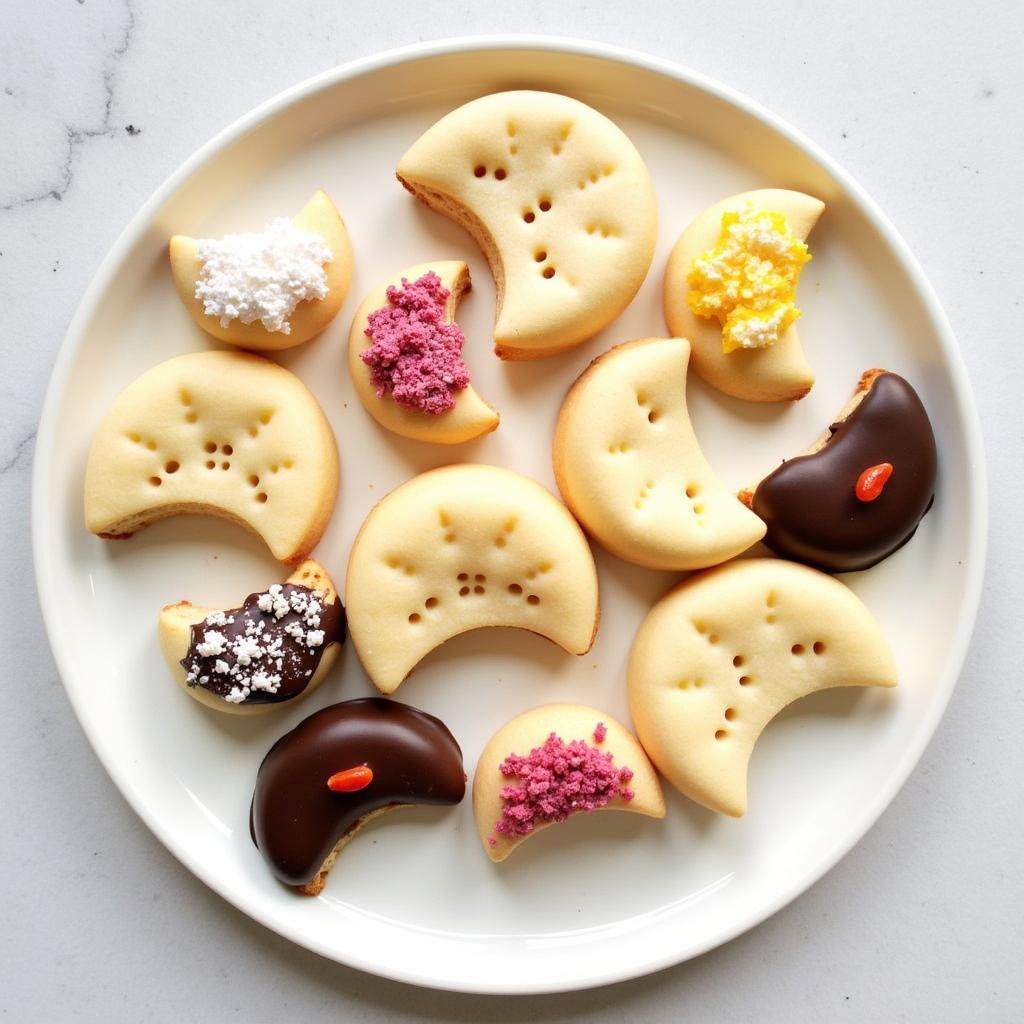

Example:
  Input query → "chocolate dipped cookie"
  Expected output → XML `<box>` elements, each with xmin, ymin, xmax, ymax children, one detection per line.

<box><xmin>250</xmin><ymin>698</ymin><xmax>466</xmax><ymax>894</ymax></box>
<box><xmin>159</xmin><ymin>560</ymin><xmax>345</xmax><ymax>714</ymax></box>
<box><xmin>741</xmin><ymin>370</ymin><xmax>937</xmax><ymax>572</ymax></box>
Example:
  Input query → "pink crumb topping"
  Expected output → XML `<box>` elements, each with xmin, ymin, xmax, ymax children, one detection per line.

<box><xmin>492</xmin><ymin>731</ymin><xmax>634</xmax><ymax>841</ymax></box>
<box><xmin>360</xmin><ymin>271</ymin><xmax>470</xmax><ymax>415</ymax></box>
<box><xmin>593</xmin><ymin>721</ymin><xmax>607</xmax><ymax>744</ymax></box>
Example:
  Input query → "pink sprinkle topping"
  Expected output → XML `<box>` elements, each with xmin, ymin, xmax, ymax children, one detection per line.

<box><xmin>361</xmin><ymin>271</ymin><xmax>470</xmax><ymax>415</ymax></box>
<box><xmin>593</xmin><ymin>721</ymin><xmax>607</xmax><ymax>744</ymax></box>
<box><xmin>492</xmin><ymin>731</ymin><xmax>634</xmax><ymax>840</ymax></box>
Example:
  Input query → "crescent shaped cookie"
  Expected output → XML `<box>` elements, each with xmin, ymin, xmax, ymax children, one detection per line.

<box><xmin>348</xmin><ymin>261</ymin><xmax>499</xmax><ymax>444</ymax></box>
<box><xmin>474</xmin><ymin>704</ymin><xmax>665</xmax><ymax>863</ymax></box>
<box><xmin>397</xmin><ymin>91</ymin><xmax>657</xmax><ymax>360</ymax></box>
<box><xmin>628</xmin><ymin>558</ymin><xmax>896</xmax><ymax>817</ymax></box>
<box><xmin>251</xmin><ymin>698</ymin><xmax>466</xmax><ymax>894</ymax></box>
<box><xmin>170</xmin><ymin>190</ymin><xmax>353</xmax><ymax>351</ymax></box>
<box><xmin>84</xmin><ymin>350</ymin><xmax>339</xmax><ymax>564</ymax></box>
<box><xmin>554</xmin><ymin>337</ymin><xmax>767</xmax><ymax>570</ymax></box>
<box><xmin>664</xmin><ymin>189</ymin><xmax>825</xmax><ymax>402</ymax></box>
<box><xmin>346</xmin><ymin>464</ymin><xmax>599</xmax><ymax>694</ymax></box>
<box><xmin>741</xmin><ymin>369</ymin><xmax>937</xmax><ymax>572</ymax></box>
<box><xmin>159</xmin><ymin>560</ymin><xmax>345</xmax><ymax>715</ymax></box>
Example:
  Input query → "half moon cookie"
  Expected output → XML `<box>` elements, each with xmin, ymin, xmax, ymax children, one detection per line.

<box><xmin>170</xmin><ymin>189</ymin><xmax>353</xmax><ymax>351</ymax></box>
<box><xmin>741</xmin><ymin>369</ymin><xmax>937</xmax><ymax>572</ymax></box>
<box><xmin>554</xmin><ymin>337</ymin><xmax>766</xmax><ymax>570</ymax></box>
<box><xmin>474</xmin><ymin>704</ymin><xmax>665</xmax><ymax>863</ymax></box>
<box><xmin>346</xmin><ymin>464</ymin><xmax>600</xmax><ymax>694</ymax></box>
<box><xmin>251</xmin><ymin>698</ymin><xmax>466</xmax><ymax>894</ymax></box>
<box><xmin>348</xmin><ymin>261</ymin><xmax>499</xmax><ymax>444</ymax></box>
<box><xmin>664</xmin><ymin>189</ymin><xmax>824</xmax><ymax>402</ymax></box>
<box><xmin>397</xmin><ymin>91</ymin><xmax>657</xmax><ymax>360</ymax></box>
<box><xmin>159</xmin><ymin>560</ymin><xmax>345</xmax><ymax>714</ymax></box>
<box><xmin>84</xmin><ymin>350</ymin><xmax>339</xmax><ymax>564</ymax></box>
<box><xmin>628</xmin><ymin>558</ymin><xmax>897</xmax><ymax>817</ymax></box>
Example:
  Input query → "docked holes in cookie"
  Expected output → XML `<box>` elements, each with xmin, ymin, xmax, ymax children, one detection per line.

<box><xmin>535</xmin><ymin>250</ymin><xmax>547</xmax><ymax>263</ymax></box>
<box><xmin>542</xmin><ymin>267</ymin><xmax>556</xmax><ymax>279</ymax></box>
<box><xmin>539</xmin><ymin>198</ymin><xmax>552</xmax><ymax>212</ymax></box>
<box><xmin>474</xmin><ymin>165</ymin><xmax>486</xmax><ymax>177</ymax></box>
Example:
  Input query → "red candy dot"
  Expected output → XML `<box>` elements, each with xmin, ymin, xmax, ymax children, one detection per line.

<box><xmin>327</xmin><ymin>766</ymin><xmax>373</xmax><ymax>792</ymax></box>
<box><xmin>855</xmin><ymin>462</ymin><xmax>894</xmax><ymax>502</ymax></box>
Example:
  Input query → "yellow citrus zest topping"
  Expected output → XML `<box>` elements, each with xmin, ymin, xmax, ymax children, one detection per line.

<box><xmin>687</xmin><ymin>204</ymin><xmax>811</xmax><ymax>354</ymax></box>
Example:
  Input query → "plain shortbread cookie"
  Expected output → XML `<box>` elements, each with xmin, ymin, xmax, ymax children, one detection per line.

<box><xmin>554</xmin><ymin>337</ymin><xmax>766</xmax><ymax>570</ymax></box>
<box><xmin>628</xmin><ymin>558</ymin><xmax>897</xmax><ymax>817</ymax></box>
<box><xmin>663</xmin><ymin>189</ymin><xmax>824</xmax><ymax>402</ymax></box>
<box><xmin>346</xmin><ymin>464</ymin><xmax>599</xmax><ymax>694</ymax></box>
<box><xmin>84</xmin><ymin>350</ymin><xmax>339</xmax><ymax>564</ymax></box>
<box><xmin>397</xmin><ymin>91</ymin><xmax>657</xmax><ymax>360</ymax></box>
<box><xmin>347</xmin><ymin>260</ymin><xmax>499</xmax><ymax>444</ymax></box>
<box><xmin>474</xmin><ymin>703</ymin><xmax>665</xmax><ymax>863</ymax></box>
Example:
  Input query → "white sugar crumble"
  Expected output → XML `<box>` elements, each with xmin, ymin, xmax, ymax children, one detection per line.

<box><xmin>195</xmin><ymin>630</ymin><xmax>228</xmax><ymax>658</ymax></box>
<box><xmin>194</xmin><ymin>218</ymin><xmax>332</xmax><ymax>334</ymax></box>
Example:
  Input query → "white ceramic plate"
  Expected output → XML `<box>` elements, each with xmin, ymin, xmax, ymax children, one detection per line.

<box><xmin>33</xmin><ymin>38</ymin><xmax>985</xmax><ymax>993</ymax></box>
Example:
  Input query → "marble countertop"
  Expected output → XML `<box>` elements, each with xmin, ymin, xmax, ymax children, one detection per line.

<box><xmin>2</xmin><ymin>1</ymin><xmax>1021</xmax><ymax>1020</ymax></box>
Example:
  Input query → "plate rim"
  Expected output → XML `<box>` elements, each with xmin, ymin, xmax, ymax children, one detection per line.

<box><xmin>32</xmin><ymin>35</ymin><xmax>988</xmax><ymax>993</ymax></box>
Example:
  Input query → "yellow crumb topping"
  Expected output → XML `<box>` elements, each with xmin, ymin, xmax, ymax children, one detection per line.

<box><xmin>687</xmin><ymin>204</ymin><xmax>811</xmax><ymax>353</ymax></box>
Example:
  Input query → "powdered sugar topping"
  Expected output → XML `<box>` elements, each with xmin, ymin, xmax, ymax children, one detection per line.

<box><xmin>194</xmin><ymin>218</ymin><xmax>332</xmax><ymax>334</ymax></box>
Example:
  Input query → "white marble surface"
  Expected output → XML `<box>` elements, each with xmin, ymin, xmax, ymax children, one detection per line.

<box><xmin>2</xmin><ymin>1</ymin><xmax>1022</xmax><ymax>1020</ymax></box>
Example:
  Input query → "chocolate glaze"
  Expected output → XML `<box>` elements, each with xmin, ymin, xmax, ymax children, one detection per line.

<box><xmin>182</xmin><ymin>584</ymin><xmax>345</xmax><ymax>705</ymax></box>
<box><xmin>250</xmin><ymin>698</ymin><xmax>466</xmax><ymax>887</ymax></box>
<box><xmin>752</xmin><ymin>372</ymin><xmax>937</xmax><ymax>572</ymax></box>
